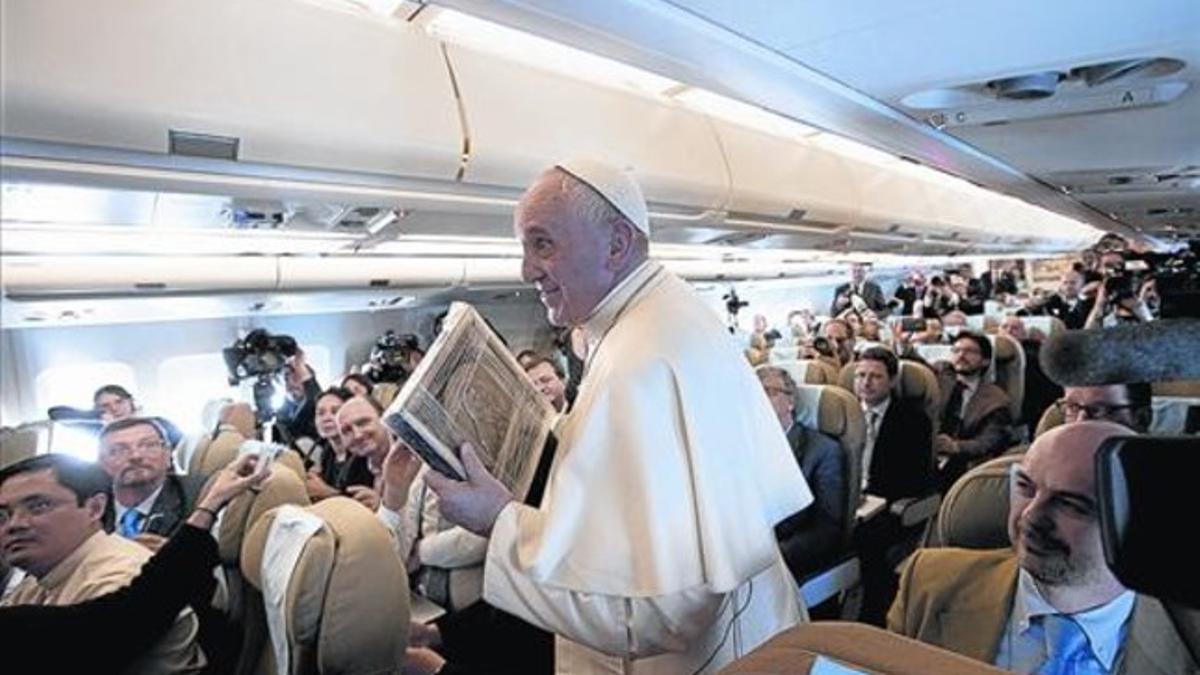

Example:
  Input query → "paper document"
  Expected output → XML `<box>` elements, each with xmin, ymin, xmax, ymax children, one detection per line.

<box><xmin>383</xmin><ymin>302</ymin><xmax>556</xmax><ymax>501</ymax></box>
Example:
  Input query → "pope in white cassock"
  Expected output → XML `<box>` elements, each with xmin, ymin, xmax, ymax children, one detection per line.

<box><xmin>425</xmin><ymin>159</ymin><xmax>814</xmax><ymax>673</ymax></box>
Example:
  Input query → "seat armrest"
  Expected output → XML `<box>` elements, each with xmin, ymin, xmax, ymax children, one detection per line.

<box><xmin>856</xmin><ymin>494</ymin><xmax>887</xmax><ymax>522</ymax></box>
<box><xmin>890</xmin><ymin>494</ymin><xmax>942</xmax><ymax>528</ymax></box>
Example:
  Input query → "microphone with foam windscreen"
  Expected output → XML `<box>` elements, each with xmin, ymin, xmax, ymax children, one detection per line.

<box><xmin>1039</xmin><ymin>319</ymin><xmax>1200</xmax><ymax>387</ymax></box>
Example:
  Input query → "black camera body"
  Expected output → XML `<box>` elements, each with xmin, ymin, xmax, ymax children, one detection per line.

<box><xmin>222</xmin><ymin>329</ymin><xmax>298</xmax><ymax>385</ymax></box>
<box><xmin>723</xmin><ymin>289</ymin><xmax>749</xmax><ymax>317</ymax></box>
<box><xmin>367</xmin><ymin>330</ymin><xmax>421</xmax><ymax>384</ymax></box>
<box><xmin>1103</xmin><ymin>272</ymin><xmax>1136</xmax><ymax>304</ymax></box>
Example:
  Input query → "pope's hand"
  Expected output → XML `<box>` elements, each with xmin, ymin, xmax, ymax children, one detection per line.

<box><xmin>423</xmin><ymin>444</ymin><xmax>512</xmax><ymax>537</ymax></box>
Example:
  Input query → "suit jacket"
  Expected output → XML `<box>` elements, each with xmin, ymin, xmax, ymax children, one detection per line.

<box><xmin>775</xmin><ymin>423</ymin><xmax>847</xmax><ymax>580</ymax></box>
<box><xmin>144</xmin><ymin>474</ymin><xmax>206</xmax><ymax>538</ymax></box>
<box><xmin>867</xmin><ymin>399</ymin><xmax>934</xmax><ymax>503</ymax></box>
<box><xmin>888</xmin><ymin>548</ymin><xmax>1199</xmax><ymax>674</ymax></box>
<box><xmin>935</xmin><ymin>365</ymin><xmax>1013</xmax><ymax>462</ymax></box>
<box><xmin>1038</xmin><ymin>294</ymin><xmax>1094</xmax><ymax>330</ymax></box>
<box><xmin>831</xmin><ymin>280</ymin><xmax>887</xmax><ymax>316</ymax></box>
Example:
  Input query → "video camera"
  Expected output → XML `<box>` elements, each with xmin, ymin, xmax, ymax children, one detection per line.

<box><xmin>367</xmin><ymin>330</ymin><xmax>422</xmax><ymax>384</ymax></box>
<box><xmin>222</xmin><ymin>329</ymin><xmax>298</xmax><ymax>424</ymax></box>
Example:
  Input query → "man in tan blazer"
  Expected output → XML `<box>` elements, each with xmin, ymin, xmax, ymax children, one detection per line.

<box><xmin>889</xmin><ymin>422</ymin><xmax>1197</xmax><ymax>674</ymax></box>
<box><xmin>933</xmin><ymin>331</ymin><xmax>1013</xmax><ymax>490</ymax></box>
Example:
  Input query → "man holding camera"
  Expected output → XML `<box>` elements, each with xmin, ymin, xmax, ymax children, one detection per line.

<box><xmin>831</xmin><ymin>263</ymin><xmax>888</xmax><ymax>317</ymax></box>
<box><xmin>1084</xmin><ymin>263</ymin><xmax>1156</xmax><ymax>329</ymax></box>
<box><xmin>273</xmin><ymin>347</ymin><xmax>322</xmax><ymax>446</ymax></box>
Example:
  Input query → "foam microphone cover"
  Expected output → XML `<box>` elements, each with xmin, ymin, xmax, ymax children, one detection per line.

<box><xmin>1040</xmin><ymin>319</ymin><xmax>1200</xmax><ymax>386</ymax></box>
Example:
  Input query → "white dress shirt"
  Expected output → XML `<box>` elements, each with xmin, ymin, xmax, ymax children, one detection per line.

<box><xmin>860</xmin><ymin>397</ymin><xmax>891</xmax><ymax>492</ymax></box>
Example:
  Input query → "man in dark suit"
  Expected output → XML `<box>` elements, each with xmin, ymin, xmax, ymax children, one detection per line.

<box><xmin>831</xmin><ymin>263</ymin><xmax>888</xmax><ymax>317</ymax></box>
<box><xmin>757</xmin><ymin>367</ymin><xmax>847</xmax><ymax>582</ymax></box>
<box><xmin>1027</xmin><ymin>267</ymin><xmax>1094</xmax><ymax>330</ymax></box>
<box><xmin>99</xmin><ymin>417</ymin><xmax>205</xmax><ymax>553</ymax></box>
<box><xmin>889</xmin><ymin>421</ymin><xmax>1198</xmax><ymax>674</ymax></box>
<box><xmin>933</xmin><ymin>332</ymin><xmax>1013</xmax><ymax>491</ymax></box>
<box><xmin>852</xmin><ymin>347</ymin><xmax>935</xmax><ymax>624</ymax></box>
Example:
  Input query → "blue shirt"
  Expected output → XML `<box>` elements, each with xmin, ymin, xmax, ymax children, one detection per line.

<box><xmin>994</xmin><ymin>568</ymin><xmax>1135</xmax><ymax>673</ymax></box>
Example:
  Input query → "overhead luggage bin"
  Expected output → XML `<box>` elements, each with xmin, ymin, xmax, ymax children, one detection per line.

<box><xmin>0</xmin><ymin>0</ymin><xmax>463</xmax><ymax>180</ymax></box>
<box><xmin>0</xmin><ymin>256</ymin><xmax>278</xmax><ymax>296</ymax></box>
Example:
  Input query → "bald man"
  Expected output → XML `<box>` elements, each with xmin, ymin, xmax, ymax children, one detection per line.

<box><xmin>889</xmin><ymin>422</ymin><xmax>1197</xmax><ymax>673</ymax></box>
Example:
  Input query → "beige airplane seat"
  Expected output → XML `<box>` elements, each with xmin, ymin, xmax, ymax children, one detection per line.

<box><xmin>719</xmin><ymin>621</ymin><xmax>1006</xmax><ymax>674</ymax></box>
<box><xmin>0</xmin><ymin>421</ymin><xmax>48</xmax><ymax>470</ymax></box>
<box><xmin>370</xmin><ymin>382</ymin><xmax>400</xmax><ymax>409</ymax></box>
<box><xmin>1153</xmin><ymin>379</ymin><xmax>1200</xmax><ymax>397</ymax></box>
<box><xmin>192</xmin><ymin>403</ymin><xmax>258</xmax><ymax>476</ymax></box>
<box><xmin>926</xmin><ymin>454</ymin><xmax>1022</xmax><ymax>550</ymax></box>
<box><xmin>990</xmin><ymin>334</ymin><xmax>1025</xmax><ymax>423</ymax></box>
<box><xmin>791</xmin><ymin>384</ymin><xmax>864</xmax><ymax>609</ymax></box>
<box><xmin>837</xmin><ymin>360</ymin><xmax>942</xmax><ymax>425</ymax></box>
<box><xmin>242</xmin><ymin>497</ymin><xmax>410</xmax><ymax>674</ymax></box>
<box><xmin>1034</xmin><ymin>402</ymin><xmax>1066</xmax><ymax>439</ymax></box>
<box><xmin>205</xmin><ymin>465</ymin><xmax>311</xmax><ymax>675</ymax></box>
<box><xmin>772</xmin><ymin>359</ymin><xmax>840</xmax><ymax>386</ymax></box>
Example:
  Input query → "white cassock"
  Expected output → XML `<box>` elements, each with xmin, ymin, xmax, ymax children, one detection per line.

<box><xmin>484</xmin><ymin>260</ymin><xmax>814</xmax><ymax>673</ymax></box>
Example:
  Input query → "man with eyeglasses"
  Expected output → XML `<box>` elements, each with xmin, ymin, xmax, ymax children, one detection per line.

<box><xmin>99</xmin><ymin>417</ymin><xmax>205</xmax><ymax>553</ymax></box>
<box><xmin>0</xmin><ymin>454</ymin><xmax>206</xmax><ymax>672</ymax></box>
<box><xmin>933</xmin><ymin>332</ymin><xmax>1013</xmax><ymax>491</ymax></box>
<box><xmin>1054</xmin><ymin>384</ymin><xmax>1152</xmax><ymax>434</ymax></box>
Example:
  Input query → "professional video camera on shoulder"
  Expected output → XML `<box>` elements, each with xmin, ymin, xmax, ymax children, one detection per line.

<box><xmin>222</xmin><ymin>328</ymin><xmax>299</xmax><ymax>424</ymax></box>
<box><xmin>366</xmin><ymin>330</ymin><xmax>422</xmax><ymax>384</ymax></box>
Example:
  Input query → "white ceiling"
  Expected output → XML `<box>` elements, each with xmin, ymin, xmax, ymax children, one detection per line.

<box><xmin>667</xmin><ymin>0</ymin><xmax>1200</xmax><ymax>238</ymax></box>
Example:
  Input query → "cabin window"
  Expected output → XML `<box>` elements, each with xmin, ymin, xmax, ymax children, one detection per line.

<box><xmin>157</xmin><ymin>353</ymin><xmax>240</xmax><ymax>433</ymax></box>
<box><xmin>36</xmin><ymin>361</ymin><xmax>138</xmax><ymax>415</ymax></box>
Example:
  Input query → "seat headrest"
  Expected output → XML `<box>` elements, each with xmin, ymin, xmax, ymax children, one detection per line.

<box><xmin>371</xmin><ymin>382</ymin><xmax>401</xmax><ymax>409</ymax></box>
<box><xmin>0</xmin><ymin>422</ymin><xmax>48</xmax><ymax>470</ymax></box>
<box><xmin>210</xmin><ymin>465</ymin><xmax>310</xmax><ymax>563</ymax></box>
<box><xmin>1153</xmin><ymin>379</ymin><xmax>1200</xmax><ymax>397</ymax></box>
<box><xmin>794</xmin><ymin>385</ymin><xmax>866</xmax><ymax>459</ymax></box>
<box><xmin>990</xmin><ymin>334</ymin><xmax>1025</xmax><ymax>420</ymax></box>
<box><xmin>242</xmin><ymin>497</ymin><xmax>409</xmax><ymax>673</ymax></box>
<box><xmin>1034</xmin><ymin>404</ymin><xmax>1065</xmax><ymax>439</ymax></box>
<box><xmin>935</xmin><ymin>454</ymin><xmax>1022</xmax><ymax>549</ymax></box>
<box><xmin>192</xmin><ymin>429</ymin><xmax>245</xmax><ymax>477</ymax></box>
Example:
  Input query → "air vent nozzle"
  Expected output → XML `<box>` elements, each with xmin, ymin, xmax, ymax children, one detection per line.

<box><xmin>987</xmin><ymin>72</ymin><xmax>1062</xmax><ymax>100</ymax></box>
<box><xmin>1072</xmin><ymin>57</ymin><xmax>1186</xmax><ymax>87</ymax></box>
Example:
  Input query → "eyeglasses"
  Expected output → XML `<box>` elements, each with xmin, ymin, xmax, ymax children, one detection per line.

<box><xmin>0</xmin><ymin>496</ymin><xmax>73</xmax><ymax>527</ymax></box>
<box><xmin>104</xmin><ymin>439</ymin><xmax>166</xmax><ymax>458</ymax></box>
<box><xmin>1055</xmin><ymin>399</ymin><xmax>1135</xmax><ymax>421</ymax></box>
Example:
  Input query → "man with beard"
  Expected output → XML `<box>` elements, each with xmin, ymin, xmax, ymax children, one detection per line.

<box><xmin>99</xmin><ymin>418</ymin><xmax>205</xmax><ymax>553</ymax></box>
<box><xmin>933</xmin><ymin>332</ymin><xmax>1013</xmax><ymax>490</ymax></box>
<box><xmin>888</xmin><ymin>421</ymin><xmax>1198</xmax><ymax>674</ymax></box>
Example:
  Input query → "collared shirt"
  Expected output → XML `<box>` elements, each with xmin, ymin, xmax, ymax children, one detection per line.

<box><xmin>957</xmin><ymin>375</ymin><xmax>982</xmax><ymax>418</ymax></box>
<box><xmin>860</xmin><ymin>397</ymin><xmax>891</xmax><ymax>492</ymax></box>
<box><xmin>995</xmin><ymin>568</ymin><xmax>1136</xmax><ymax>673</ymax></box>
<box><xmin>114</xmin><ymin>482</ymin><xmax>165</xmax><ymax>530</ymax></box>
<box><xmin>582</xmin><ymin>259</ymin><xmax>662</xmax><ymax>373</ymax></box>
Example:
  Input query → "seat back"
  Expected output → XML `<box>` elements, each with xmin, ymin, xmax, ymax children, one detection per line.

<box><xmin>0</xmin><ymin>421</ymin><xmax>47</xmax><ymax>469</ymax></box>
<box><xmin>191</xmin><ymin>429</ymin><xmax>246</xmax><ymax>477</ymax></box>
<box><xmin>793</xmin><ymin>384</ymin><xmax>863</xmax><ymax>548</ymax></box>
<box><xmin>205</xmin><ymin>466</ymin><xmax>311</xmax><ymax>675</ymax></box>
<box><xmin>1034</xmin><ymin>403</ymin><xmax>1065</xmax><ymax>438</ymax></box>
<box><xmin>771</xmin><ymin>359</ymin><xmax>839</xmax><ymax>386</ymax></box>
<box><xmin>721</xmin><ymin>621</ymin><xmax>1008</xmax><ymax>674</ymax></box>
<box><xmin>242</xmin><ymin>497</ymin><xmax>409</xmax><ymax>674</ymax></box>
<box><xmin>929</xmin><ymin>454</ymin><xmax>1022</xmax><ymax>549</ymax></box>
<box><xmin>837</xmin><ymin>360</ymin><xmax>941</xmax><ymax>426</ymax></box>
<box><xmin>990</xmin><ymin>334</ymin><xmax>1025</xmax><ymax>422</ymax></box>
<box><xmin>370</xmin><ymin>382</ymin><xmax>400</xmax><ymax>409</ymax></box>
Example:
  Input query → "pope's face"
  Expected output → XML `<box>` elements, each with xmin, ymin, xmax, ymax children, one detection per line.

<box><xmin>515</xmin><ymin>172</ymin><xmax>621</xmax><ymax>327</ymax></box>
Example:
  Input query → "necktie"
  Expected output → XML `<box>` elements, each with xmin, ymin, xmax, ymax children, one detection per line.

<box><xmin>1037</xmin><ymin>614</ymin><xmax>1092</xmax><ymax>675</ymax></box>
<box><xmin>864</xmin><ymin>410</ymin><xmax>880</xmax><ymax>489</ymax></box>
<box><xmin>941</xmin><ymin>381</ymin><xmax>966</xmax><ymax>436</ymax></box>
<box><xmin>119</xmin><ymin>509</ymin><xmax>145</xmax><ymax>538</ymax></box>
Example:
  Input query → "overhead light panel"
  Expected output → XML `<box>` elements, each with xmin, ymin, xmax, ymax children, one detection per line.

<box><xmin>421</xmin><ymin>8</ymin><xmax>680</xmax><ymax>98</ymax></box>
<box><xmin>673</xmin><ymin>88</ymin><xmax>818</xmax><ymax>140</ymax></box>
